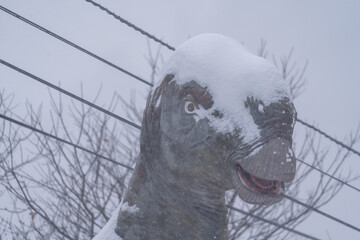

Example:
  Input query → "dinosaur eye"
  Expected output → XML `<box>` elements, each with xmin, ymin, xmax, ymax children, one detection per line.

<box><xmin>185</xmin><ymin>101</ymin><xmax>198</xmax><ymax>113</ymax></box>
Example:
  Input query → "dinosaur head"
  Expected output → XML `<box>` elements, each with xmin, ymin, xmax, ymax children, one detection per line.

<box><xmin>141</xmin><ymin>34</ymin><xmax>296</xmax><ymax>205</ymax></box>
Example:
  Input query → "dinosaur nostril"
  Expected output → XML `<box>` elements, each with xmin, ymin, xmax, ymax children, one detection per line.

<box><xmin>211</xmin><ymin>110</ymin><xmax>223</xmax><ymax>118</ymax></box>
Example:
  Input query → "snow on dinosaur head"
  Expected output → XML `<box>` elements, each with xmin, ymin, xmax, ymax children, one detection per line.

<box><xmin>161</xmin><ymin>33</ymin><xmax>290</xmax><ymax>143</ymax></box>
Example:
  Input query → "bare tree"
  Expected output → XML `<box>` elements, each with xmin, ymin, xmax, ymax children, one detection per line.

<box><xmin>0</xmin><ymin>41</ymin><xmax>359</xmax><ymax>240</ymax></box>
<box><xmin>0</xmin><ymin>88</ymin><xmax>136</xmax><ymax>239</ymax></box>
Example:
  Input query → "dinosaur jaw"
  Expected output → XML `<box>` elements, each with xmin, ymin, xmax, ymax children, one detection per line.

<box><xmin>230</xmin><ymin>165</ymin><xmax>284</xmax><ymax>205</ymax></box>
<box><xmin>236</xmin><ymin>164</ymin><xmax>284</xmax><ymax>195</ymax></box>
<box><xmin>229</xmin><ymin>137</ymin><xmax>295</xmax><ymax>205</ymax></box>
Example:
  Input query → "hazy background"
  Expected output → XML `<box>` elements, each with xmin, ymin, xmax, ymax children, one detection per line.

<box><xmin>1</xmin><ymin>0</ymin><xmax>360</xmax><ymax>239</ymax></box>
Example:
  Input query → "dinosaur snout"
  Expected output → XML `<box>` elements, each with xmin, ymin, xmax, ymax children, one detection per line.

<box><xmin>236</xmin><ymin>137</ymin><xmax>296</xmax><ymax>182</ymax></box>
<box><xmin>245</xmin><ymin>96</ymin><xmax>296</xmax><ymax>141</ymax></box>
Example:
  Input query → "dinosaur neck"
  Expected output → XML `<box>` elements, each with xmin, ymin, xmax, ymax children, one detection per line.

<box><xmin>118</xmin><ymin>154</ymin><xmax>229</xmax><ymax>240</ymax></box>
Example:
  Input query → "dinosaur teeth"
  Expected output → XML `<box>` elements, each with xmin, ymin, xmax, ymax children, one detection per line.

<box><xmin>236</xmin><ymin>165</ymin><xmax>283</xmax><ymax>195</ymax></box>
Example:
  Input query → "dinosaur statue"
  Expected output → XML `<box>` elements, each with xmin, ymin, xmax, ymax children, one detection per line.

<box><xmin>93</xmin><ymin>34</ymin><xmax>297</xmax><ymax>240</ymax></box>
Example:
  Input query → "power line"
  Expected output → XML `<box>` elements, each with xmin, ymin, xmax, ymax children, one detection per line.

<box><xmin>296</xmin><ymin>118</ymin><xmax>360</xmax><ymax>158</ymax></box>
<box><xmin>84</xmin><ymin>0</ymin><xmax>175</xmax><ymax>51</ymax></box>
<box><xmin>0</xmin><ymin>59</ymin><xmax>141</xmax><ymax>130</ymax></box>
<box><xmin>0</xmin><ymin>113</ymin><xmax>134</xmax><ymax>170</ymax></box>
<box><xmin>3</xmin><ymin>3</ymin><xmax>358</xmax><ymax>158</ymax></box>
<box><xmin>3</xmin><ymin>0</ymin><xmax>360</xmax><ymax>224</ymax></box>
<box><xmin>227</xmin><ymin>205</ymin><xmax>321</xmax><ymax>240</ymax></box>
<box><xmin>283</xmin><ymin>194</ymin><xmax>360</xmax><ymax>233</ymax></box>
<box><xmin>0</xmin><ymin>5</ymin><xmax>153</xmax><ymax>87</ymax></box>
<box><xmin>296</xmin><ymin>158</ymin><xmax>360</xmax><ymax>193</ymax></box>
<box><xmin>2</xmin><ymin>3</ymin><xmax>359</xmax><ymax>238</ymax></box>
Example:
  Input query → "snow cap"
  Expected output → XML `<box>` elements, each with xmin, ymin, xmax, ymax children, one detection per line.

<box><xmin>161</xmin><ymin>33</ymin><xmax>289</xmax><ymax>142</ymax></box>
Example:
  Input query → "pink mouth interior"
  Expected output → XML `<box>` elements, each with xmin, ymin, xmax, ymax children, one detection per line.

<box><xmin>237</xmin><ymin>165</ymin><xmax>283</xmax><ymax>194</ymax></box>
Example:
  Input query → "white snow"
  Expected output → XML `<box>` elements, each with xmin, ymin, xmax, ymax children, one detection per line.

<box><xmin>92</xmin><ymin>202</ymin><xmax>140</xmax><ymax>240</ymax></box>
<box><xmin>120</xmin><ymin>202</ymin><xmax>140</xmax><ymax>215</ymax></box>
<box><xmin>155</xmin><ymin>95</ymin><xmax>161</xmax><ymax>108</ymax></box>
<box><xmin>160</xmin><ymin>33</ymin><xmax>289</xmax><ymax>143</ymax></box>
<box><xmin>92</xmin><ymin>203</ymin><xmax>123</xmax><ymax>240</ymax></box>
<box><xmin>258</xmin><ymin>104</ymin><xmax>264</xmax><ymax>113</ymax></box>
<box><xmin>286</xmin><ymin>150</ymin><xmax>294</xmax><ymax>163</ymax></box>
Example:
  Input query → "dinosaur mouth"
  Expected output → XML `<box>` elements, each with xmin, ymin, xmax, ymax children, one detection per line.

<box><xmin>236</xmin><ymin>165</ymin><xmax>284</xmax><ymax>195</ymax></box>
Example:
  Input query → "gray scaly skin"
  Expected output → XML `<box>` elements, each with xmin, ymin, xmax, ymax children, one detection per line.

<box><xmin>115</xmin><ymin>75</ymin><xmax>296</xmax><ymax>240</ymax></box>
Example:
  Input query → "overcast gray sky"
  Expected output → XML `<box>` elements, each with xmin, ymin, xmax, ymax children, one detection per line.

<box><xmin>1</xmin><ymin>0</ymin><xmax>360</xmax><ymax>239</ymax></box>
